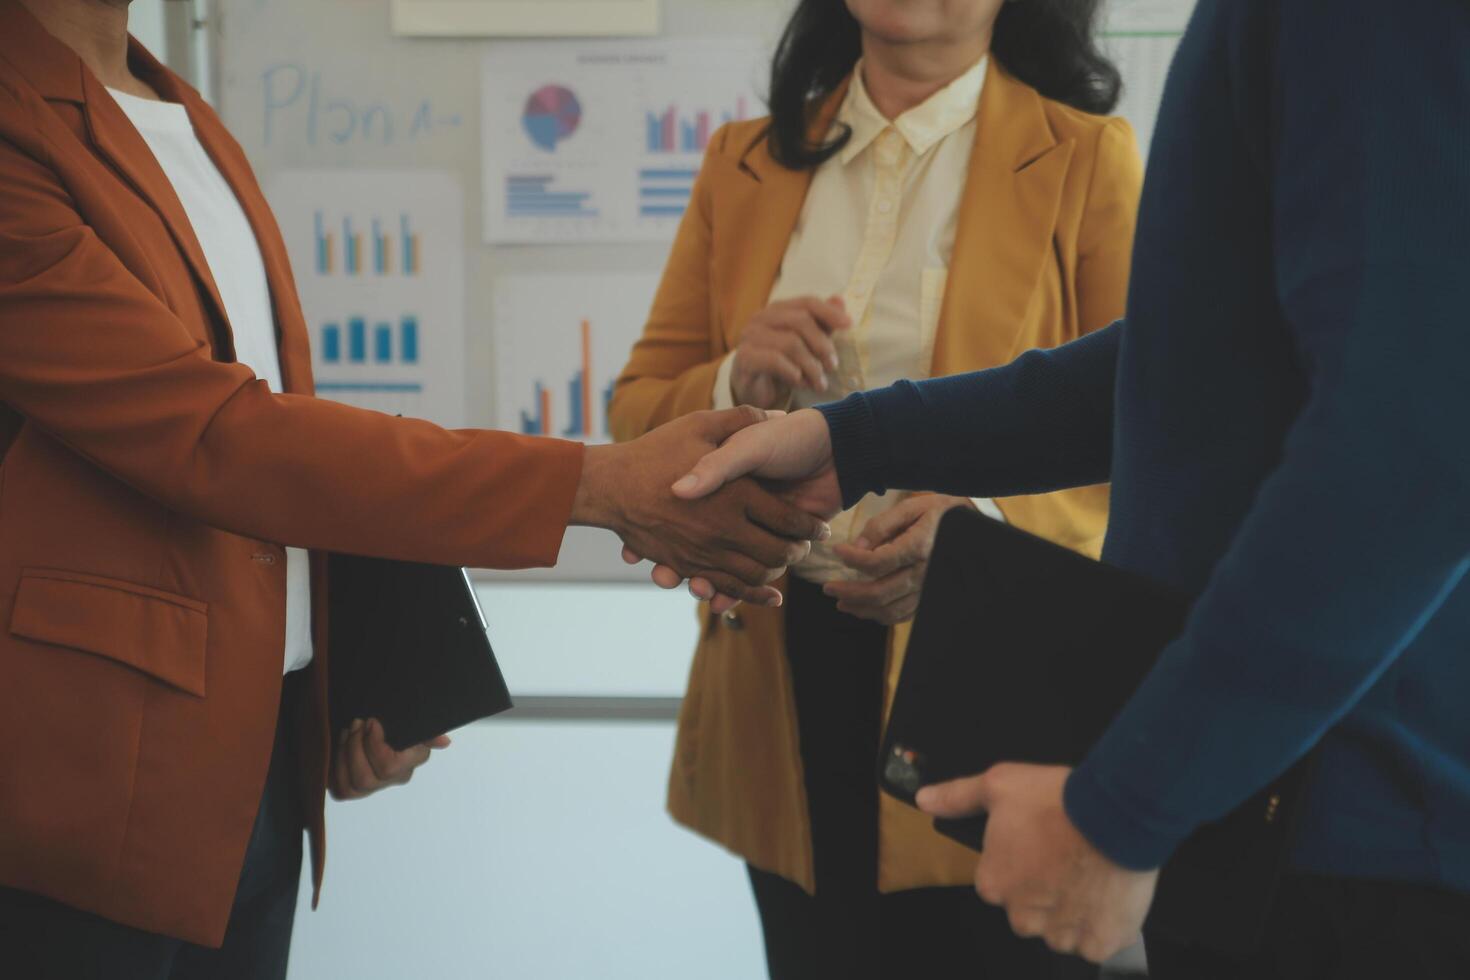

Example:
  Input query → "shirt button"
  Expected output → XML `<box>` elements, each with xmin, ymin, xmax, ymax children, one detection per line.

<box><xmin>721</xmin><ymin>610</ymin><xmax>744</xmax><ymax>631</ymax></box>
<box><xmin>876</xmin><ymin>199</ymin><xmax>894</xmax><ymax>215</ymax></box>
<box><xmin>252</xmin><ymin>552</ymin><xmax>277</xmax><ymax>565</ymax></box>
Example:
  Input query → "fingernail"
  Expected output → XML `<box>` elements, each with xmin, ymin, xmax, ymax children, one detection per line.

<box><xmin>818</xmin><ymin>523</ymin><xmax>833</xmax><ymax>542</ymax></box>
<box><xmin>672</xmin><ymin>474</ymin><xmax>698</xmax><ymax>493</ymax></box>
<box><xmin>822</xmin><ymin>583</ymin><xmax>838</xmax><ymax>596</ymax></box>
<box><xmin>817</xmin><ymin>375</ymin><xmax>828</xmax><ymax>392</ymax></box>
<box><xmin>916</xmin><ymin>787</ymin><xmax>934</xmax><ymax>808</ymax></box>
<box><xmin>352</xmin><ymin>719</ymin><xmax>363</xmax><ymax>733</ymax></box>
<box><xmin>768</xmin><ymin>593</ymin><xmax>783</xmax><ymax>608</ymax></box>
<box><xmin>855</xmin><ymin>537</ymin><xmax>871</xmax><ymax>550</ymax></box>
<box><xmin>828</xmin><ymin>354</ymin><xmax>840</xmax><ymax>370</ymax></box>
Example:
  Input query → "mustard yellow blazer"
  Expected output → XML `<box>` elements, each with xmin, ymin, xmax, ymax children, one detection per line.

<box><xmin>609</xmin><ymin>61</ymin><xmax>1143</xmax><ymax>893</ymax></box>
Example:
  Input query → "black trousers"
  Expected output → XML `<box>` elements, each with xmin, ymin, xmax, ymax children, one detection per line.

<box><xmin>748</xmin><ymin>576</ymin><xmax>1097</xmax><ymax>980</ymax></box>
<box><xmin>0</xmin><ymin>675</ymin><xmax>306</xmax><ymax>980</ymax></box>
<box><xmin>1145</xmin><ymin>872</ymin><xmax>1470</xmax><ymax>980</ymax></box>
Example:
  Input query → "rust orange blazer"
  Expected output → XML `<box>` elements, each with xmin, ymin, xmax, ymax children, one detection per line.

<box><xmin>0</xmin><ymin>2</ymin><xmax>584</xmax><ymax>946</ymax></box>
<box><xmin>610</xmin><ymin>62</ymin><xmax>1142</xmax><ymax>894</ymax></box>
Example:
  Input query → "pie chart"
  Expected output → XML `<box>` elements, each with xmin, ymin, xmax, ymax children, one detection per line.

<box><xmin>522</xmin><ymin>85</ymin><xmax>582</xmax><ymax>152</ymax></box>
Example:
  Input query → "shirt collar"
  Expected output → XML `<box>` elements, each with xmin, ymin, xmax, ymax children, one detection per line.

<box><xmin>838</xmin><ymin>54</ymin><xmax>987</xmax><ymax>165</ymax></box>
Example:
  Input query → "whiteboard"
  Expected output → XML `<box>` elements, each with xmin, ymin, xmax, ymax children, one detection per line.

<box><xmin>213</xmin><ymin>0</ymin><xmax>1191</xmax><ymax>581</ymax></box>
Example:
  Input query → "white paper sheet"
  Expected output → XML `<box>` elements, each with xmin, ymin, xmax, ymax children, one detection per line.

<box><xmin>265</xmin><ymin>170</ymin><xmax>467</xmax><ymax>427</ymax></box>
<box><xmin>481</xmin><ymin>38</ymin><xmax>766</xmax><ymax>244</ymax></box>
<box><xmin>491</xmin><ymin>272</ymin><xmax>660</xmax><ymax>444</ymax></box>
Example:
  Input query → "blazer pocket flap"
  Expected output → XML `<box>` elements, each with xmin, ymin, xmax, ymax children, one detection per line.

<box><xmin>10</xmin><ymin>569</ymin><xmax>208</xmax><ymax>697</ymax></box>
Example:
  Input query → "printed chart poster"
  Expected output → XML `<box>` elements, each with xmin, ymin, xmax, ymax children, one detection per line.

<box><xmin>489</xmin><ymin>272</ymin><xmax>661</xmax><ymax>581</ymax></box>
<box><xmin>266</xmin><ymin>170</ymin><xmax>467</xmax><ymax>427</ymax></box>
<box><xmin>492</xmin><ymin>272</ymin><xmax>660</xmax><ymax>444</ymax></box>
<box><xmin>481</xmin><ymin>39</ymin><xmax>765</xmax><ymax>244</ymax></box>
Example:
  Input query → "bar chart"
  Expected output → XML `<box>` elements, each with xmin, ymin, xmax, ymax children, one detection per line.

<box><xmin>268</xmin><ymin>170</ymin><xmax>465</xmax><ymax>426</ymax></box>
<box><xmin>482</xmin><ymin>40</ymin><xmax>766</xmax><ymax>243</ymax></box>
<box><xmin>314</xmin><ymin>210</ymin><xmax>423</xmax><ymax>276</ymax></box>
<box><xmin>637</xmin><ymin>167</ymin><xmax>697</xmax><ymax>218</ymax></box>
<box><xmin>515</xmin><ymin>318</ymin><xmax>616</xmax><ymax>439</ymax></box>
<box><xmin>495</xmin><ymin>273</ymin><xmax>659</xmax><ymax>446</ymax></box>
<box><xmin>644</xmin><ymin>97</ymin><xmax>748</xmax><ymax>154</ymax></box>
<box><xmin>319</xmin><ymin>315</ymin><xmax>421</xmax><ymax>378</ymax></box>
<box><xmin>505</xmin><ymin>174</ymin><xmax>600</xmax><ymax>220</ymax></box>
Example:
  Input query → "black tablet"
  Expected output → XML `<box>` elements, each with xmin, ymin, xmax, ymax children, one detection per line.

<box><xmin>327</xmin><ymin>556</ymin><xmax>512</xmax><ymax>751</ymax></box>
<box><xmin>879</xmin><ymin>508</ymin><xmax>1311</xmax><ymax>954</ymax></box>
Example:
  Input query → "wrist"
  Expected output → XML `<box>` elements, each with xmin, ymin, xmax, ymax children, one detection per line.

<box><xmin>570</xmin><ymin>444</ymin><xmax>625</xmax><ymax>531</ymax></box>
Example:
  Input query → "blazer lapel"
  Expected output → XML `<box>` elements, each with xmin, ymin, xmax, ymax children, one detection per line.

<box><xmin>137</xmin><ymin>46</ymin><xmax>316</xmax><ymax>396</ymax></box>
<box><xmin>79</xmin><ymin>70</ymin><xmax>239</xmax><ymax>363</ymax></box>
<box><xmin>713</xmin><ymin>86</ymin><xmax>849</xmax><ymax>344</ymax></box>
<box><xmin>932</xmin><ymin>62</ymin><xmax>1076</xmax><ymax>374</ymax></box>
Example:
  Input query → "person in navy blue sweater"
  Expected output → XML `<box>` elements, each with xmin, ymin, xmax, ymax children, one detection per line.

<box><xmin>645</xmin><ymin>0</ymin><xmax>1470</xmax><ymax>975</ymax></box>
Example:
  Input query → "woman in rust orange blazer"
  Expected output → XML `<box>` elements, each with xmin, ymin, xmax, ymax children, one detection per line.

<box><xmin>611</xmin><ymin>1</ymin><xmax>1142</xmax><ymax>976</ymax></box>
<box><xmin>0</xmin><ymin>0</ymin><xmax>827</xmax><ymax>971</ymax></box>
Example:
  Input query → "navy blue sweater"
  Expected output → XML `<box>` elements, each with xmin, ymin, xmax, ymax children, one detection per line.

<box><xmin>820</xmin><ymin>0</ymin><xmax>1470</xmax><ymax>889</ymax></box>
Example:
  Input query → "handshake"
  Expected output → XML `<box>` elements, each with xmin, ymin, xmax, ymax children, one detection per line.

<box><xmin>572</xmin><ymin>406</ymin><xmax>841</xmax><ymax>605</ymax></box>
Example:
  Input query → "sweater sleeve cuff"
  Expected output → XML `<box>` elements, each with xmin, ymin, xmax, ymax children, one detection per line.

<box><xmin>1063</xmin><ymin>759</ymin><xmax>1187</xmax><ymax>872</ymax></box>
<box><xmin>816</xmin><ymin>393</ymin><xmax>890</xmax><ymax>510</ymax></box>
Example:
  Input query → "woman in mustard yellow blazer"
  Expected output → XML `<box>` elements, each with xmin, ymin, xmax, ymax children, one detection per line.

<box><xmin>611</xmin><ymin>1</ymin><xmax>1141</xmax><ymax>976</ymax></box>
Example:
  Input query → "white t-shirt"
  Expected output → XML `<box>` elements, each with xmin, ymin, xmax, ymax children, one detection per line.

<box><xmin>110</xmin><ymin>88</ymin><xmax>313</xmax><ymax>675</ymax></box>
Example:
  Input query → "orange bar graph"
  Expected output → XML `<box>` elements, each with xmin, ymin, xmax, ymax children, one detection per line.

<box><xmin>540</xmin><ymin>385</ymin><xmax>552</xmax><ymax>436</ymax></box>
<box><xmin>580</xmin><ymin>318</ymin><xmax>592</xmax><ymax>436</ymax></box>
<box><xmin>409</xmin><ymin>234</ymin><xmax>421</xmax><ymax>275</ymax></box>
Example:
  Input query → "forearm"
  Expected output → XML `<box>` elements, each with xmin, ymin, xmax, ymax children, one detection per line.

<box><xmin>174</xmin><ymin>387</ymin><xmax>585</xmax><ymax>568</ymax></box>
<box><xmin>819</xmin><ymin>322</ymin><xmax>1121</xmax><ymax>508</ymax></box>
<box><xmin>0</xmin><ymin>141</ymin><xmax>586</xmax><ymax>569</ymax></box>
<box><xmin>1065</xmin><ymin>273</ymin><xmax>1470</xmax><ymax>869</ymax></box>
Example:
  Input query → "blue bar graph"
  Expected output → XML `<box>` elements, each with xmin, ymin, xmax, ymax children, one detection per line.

<box><xmin>314</xmin><ymin>211</ymin><xmax>419</xmax><ymax>277</ymax></box>
<box><xmin>320</xmin><ymin>315</ymin><xmax>423</xmax><ymax>367</ymax></box>
<box><xmin>563</xmin><ymin>372</ymin><xmax>586</xmax><ymax>438</ymax></box>
<box><xmin>315</xmin><ymin>213</ymin><xmax>331</xmax><ymax>274</ymax></box>
<box><xmin>638</xmin><ymin>167</ymin><xmax>697</xmax><ymax>218</ymax></box>
<box><xmin>506</xmin><ymin>174</ymin><xmax>599</xmax><ymax>218</ymax></box>
<box><xmin>401</xmin><ymin>216</ymin><xmax>419</xmax><ymax>275</ymax></box>
<box><xmin>401</xmin><ymin>316</ymin><xmax>419</xmax><ymax>363</ymax></box>
<box><xmin>322</xmin><ymin>323</ymin><xmax>341</xmax><ymax>362</ymax></box>
<box><xmin>348</xmin><ymin>318</ymin><xmax>367</xmax><ymax>363</ymax></box>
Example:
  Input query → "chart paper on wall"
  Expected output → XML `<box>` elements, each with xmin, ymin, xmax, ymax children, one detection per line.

<box><xmin>481</xmin><ymin>39</ymin><xmax>766</xmax><ymax>244</ymax></box>
<box><xmin>492</xmin><ymin>273</ymin><xmax>660</xmax><ymax>445</ymax></box>
<box><xmin>266</xmin><ymin>171</ymin><xmax>467</xmax><ymax>427</ymax></box>
<box><xmin>392</xmin><ymin>0</ymin><xmax>659</xmax><ymax>37</ymax></box>
<box><xmin>1101</xmin><ymin>0</ymin><xmax>1197</xmax><ymax>154</ymax></box>
<box><xmin>485</xmin><ymin>272</ymin><xmax>661</xmax><ymax>581</ymax></box>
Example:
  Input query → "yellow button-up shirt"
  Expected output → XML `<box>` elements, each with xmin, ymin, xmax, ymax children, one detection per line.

<box><xmin>715</xmin><ymin>56</ymin><xmax>1002</xmax><ymax>583</ymax></box>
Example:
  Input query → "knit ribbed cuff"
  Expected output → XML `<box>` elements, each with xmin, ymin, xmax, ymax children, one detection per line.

<box><xmin>816</xmin><ymin>393</ymin><xmax>890</xmax><ymax>510</ymax></box>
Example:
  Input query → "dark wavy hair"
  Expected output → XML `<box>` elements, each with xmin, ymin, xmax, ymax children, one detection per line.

<box><xmin>765</xmin><ymin>0</ymin><xmax>1121</xmax><ymax>169</ymax></box>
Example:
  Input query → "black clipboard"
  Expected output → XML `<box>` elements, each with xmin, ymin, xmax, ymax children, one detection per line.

<box><xmin>879</xmin><ymin>508</ymin><xmax>1311</xmax><ymax>955</ymax></box>
<box><xmin>327</xmin><ymin>555</ymin><xmax>513</xmax><ymax>751</ymax></box>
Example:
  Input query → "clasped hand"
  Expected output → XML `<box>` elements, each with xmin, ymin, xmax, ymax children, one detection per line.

<box><xmin>580</xmin><ymin>406</ymin><xmax>834</xmax><ymax>606</ymax></box>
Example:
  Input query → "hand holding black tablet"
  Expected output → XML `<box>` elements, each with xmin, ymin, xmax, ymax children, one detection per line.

<box><xmin>879</xmin><ymin>508</ymin><xmax>1311</xmax><ymax>955</ymax></box>
<box><xmin>327</xmin><ymin>555</ymin><xmax>512</xmax><ymax>752</ymax></box>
